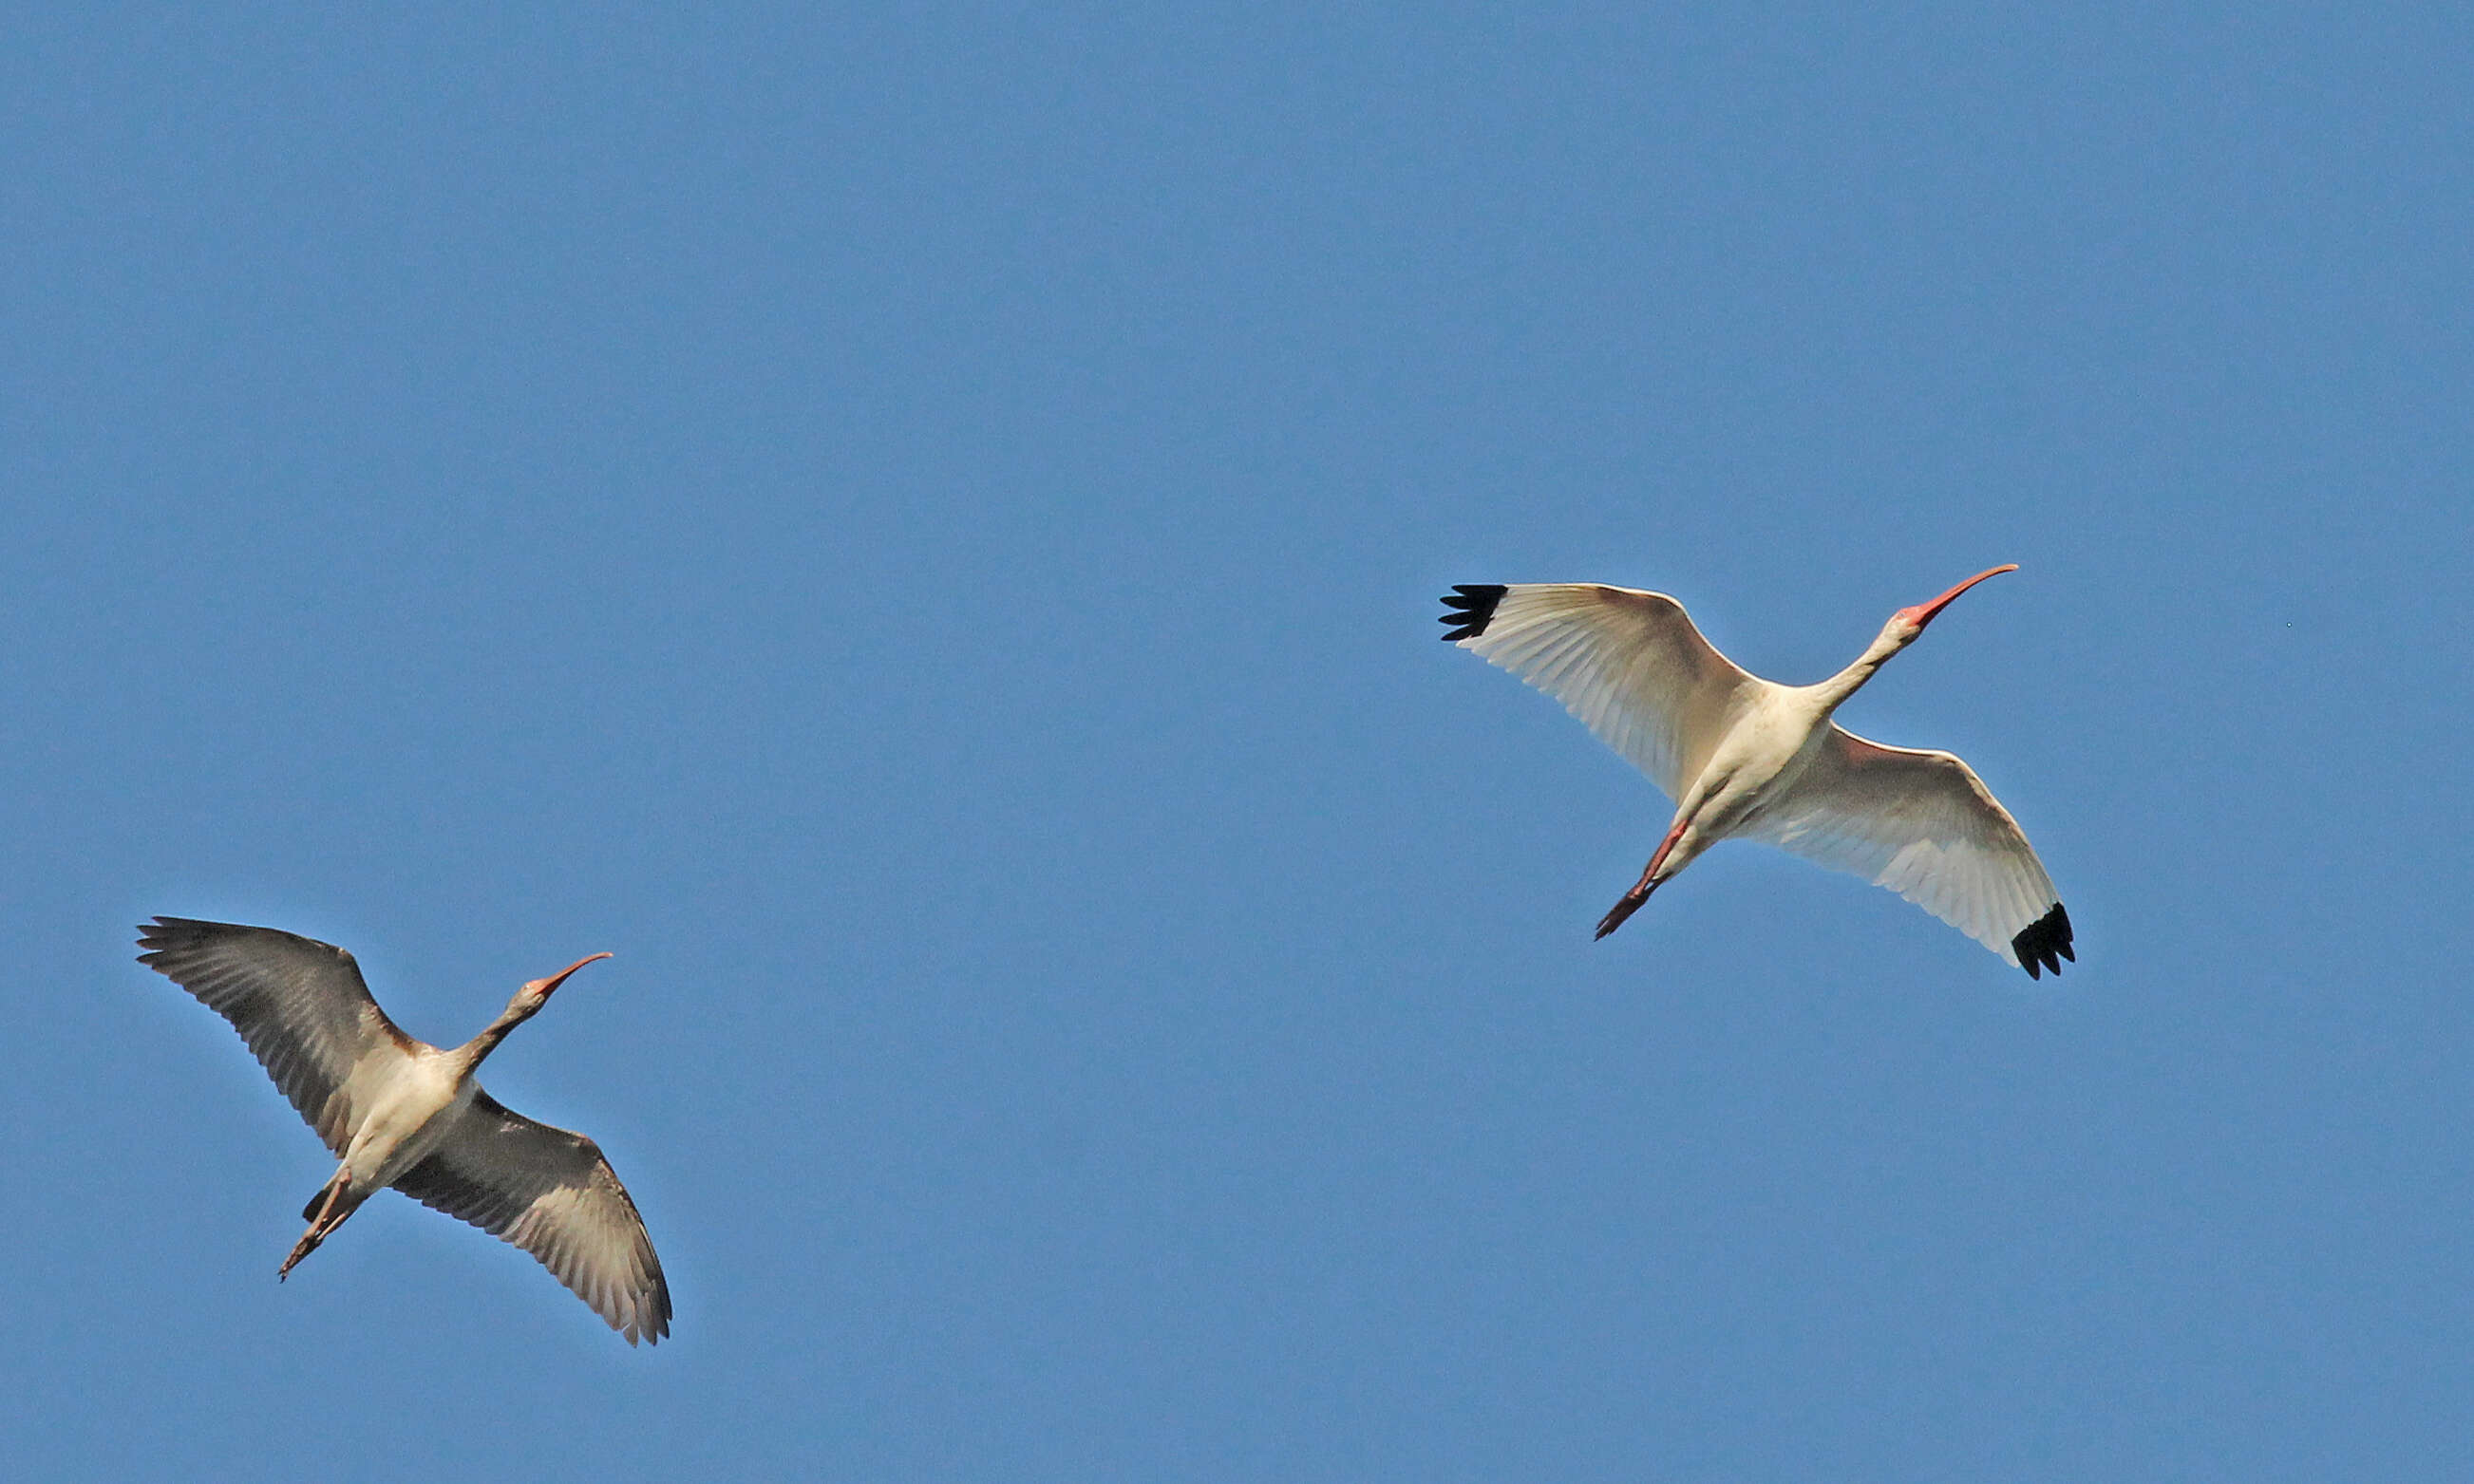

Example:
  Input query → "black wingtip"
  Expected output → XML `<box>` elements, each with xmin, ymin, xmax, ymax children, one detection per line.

<box><xmin>2011</xmin><ymin>902</ymin><xmax>2073</xmax><ymax>979</ymax></box>
<box><xmin>1439</xmin><ymin>583</ymin><xmax>1508</xmax><ymax>641</ymax></box>
<box><xmin>135</xmin><ymin>914</ymin><xmax>182</xmax><ymax>962</ymax></box>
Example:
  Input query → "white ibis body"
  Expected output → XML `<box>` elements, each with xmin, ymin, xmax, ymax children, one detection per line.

<box><xmin>1441</xmin><ymin>566</ymin><xmax>2073</xmax><ymax>977</ymax></box>
<box><xmin>138</xmin><ymin>917</ymin><xmax>672</xmax><ymax>1343</ymax></box>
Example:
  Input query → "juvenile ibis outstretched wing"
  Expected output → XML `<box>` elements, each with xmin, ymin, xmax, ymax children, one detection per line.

<box><xmin>394</xmin><ymin>1092</ymin><xmax>673</xmax><ymax>1345</ymax></box>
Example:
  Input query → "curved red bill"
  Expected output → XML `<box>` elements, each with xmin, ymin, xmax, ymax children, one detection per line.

<box><xmin>527</xmin><ymin>951</ymin><xmax>614</xmax><ymax>996</ymax></box>
<box><xmin>1895</xmin><ymin>564</ymin><xmax>2017</xmax><ymax>629</ymax></box>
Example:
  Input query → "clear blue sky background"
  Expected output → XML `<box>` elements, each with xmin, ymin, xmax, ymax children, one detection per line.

<box><xmin>6</xmin><ymin>4</ymin><xmax>2469</xmax><ymax>1479</ymax></box>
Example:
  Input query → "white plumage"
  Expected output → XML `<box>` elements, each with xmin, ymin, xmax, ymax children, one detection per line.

<box><xmin>1442</xmin><ymin>566</ymin><xmax>2072</xmax><ymax>976</ymax></box>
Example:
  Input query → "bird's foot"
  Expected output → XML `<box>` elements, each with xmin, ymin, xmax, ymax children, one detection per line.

<box><xmin>280</xmin><ymin>1196</ymin><xmax>347</xmax><ymax>1281</ymax></box>
<box><xmin>1595</xmin><ymin>889</ymin><xmax>1651</xmax><ymax>940</ymax></box>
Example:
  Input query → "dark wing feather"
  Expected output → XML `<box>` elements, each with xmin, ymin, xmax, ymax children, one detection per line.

<box><xmin>393</xmin><ymin>1090</ymin><xmax>672</xmax><ymax>1345</ymax></box>
<box><xmin>136</xmin><ymin>916</ymin><xmax>415</xmax><ymax>1155</ymax></box>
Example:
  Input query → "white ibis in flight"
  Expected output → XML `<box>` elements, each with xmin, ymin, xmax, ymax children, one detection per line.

<box><xmin>1440</xmin><ymin>566</ymin><xmax>2073</xmax><ymax>977</ymax></box>
<box><xmin>137</xmin><ymin>916</ymin><xmax>672</xmax><ymax>1343</ymax></box>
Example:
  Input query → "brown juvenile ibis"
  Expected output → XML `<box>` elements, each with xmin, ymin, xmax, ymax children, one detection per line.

<box><xmin>137</xmin><ymin>916</ymin><xmax>672</xmax><ymax>1343</ymax></box>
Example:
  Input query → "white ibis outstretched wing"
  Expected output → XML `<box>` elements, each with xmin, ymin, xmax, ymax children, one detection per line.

<box><xmin>1442</xmin><ymin>583</ymin><xmax>1760</xmax><ymax>800</ymax></box>
<box><xmin>393</xmin><ymin>1091</ymin><xmax>673</xmax><ymax>1345</ymax></box>
<box><xmin>1743</xmin><ymin>729</ymin><xmax>2074</xmax><ymax>975</ymax></box>
<box><xmin>137</xmin><ymin>916</ymin><xmax>416</xmax><ymax>1154</ymax></box>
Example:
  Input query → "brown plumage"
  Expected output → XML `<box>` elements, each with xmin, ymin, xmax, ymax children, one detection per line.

<box><xmin>138</xmin><ymin>916</ymin><xmax>671</xmax><ymax>1344</ymax></box>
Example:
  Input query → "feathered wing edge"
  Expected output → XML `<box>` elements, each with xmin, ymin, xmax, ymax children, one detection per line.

<box><xmin>1744</xmin><ymin>729</ymin><xmax>2073</xmax><ymax>977</ymax></box>
<box><xmin>392</xmin><ymin>1090</ymin><xmax>673</xmax><ymax>1344</ymax></box>
<box><xmin>135</xmin><ymin>916</ymin><xmax>416</xmax><ymax>1154</ymax></box>
<box><xmin>1442</xmin><ymin>583</ymin><xmax>1760</xmax><ymax>800</ymax></box>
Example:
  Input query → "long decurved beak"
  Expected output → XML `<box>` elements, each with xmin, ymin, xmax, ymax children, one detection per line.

<box><xmin>525</xmin><ymin>951</ymin><xmax>613</xmax><ymax>997</ymax></box>
<box><xmin>1896</xmin><ymin>564</ymin><xmax>2017</xmax><ymax>630</ymax></box>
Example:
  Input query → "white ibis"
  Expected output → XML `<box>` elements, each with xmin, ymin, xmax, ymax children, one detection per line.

<box><xmin>1440</xmin><ymin>566</ymin><xmax>2073</xmax><ymax>977</ymax></box>
<box><xmin>137</xmin><ymin>916</ymin><xmax>672</xmax><ymax>1343</ymax></box>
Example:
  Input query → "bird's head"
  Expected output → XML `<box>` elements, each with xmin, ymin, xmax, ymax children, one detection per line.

<box><xmin>518</xmin><ymin>951</ymin><xmax>613</xmax><ymax>1010</ymax></box>
<box><xmin>1886</xmin><ymin>564</ymin><xmax>2017</xmax><ymax>645</ymax></box>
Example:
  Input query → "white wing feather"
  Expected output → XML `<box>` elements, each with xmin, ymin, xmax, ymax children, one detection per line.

<box><xmin>1744</xmin><ymin>728</ymin><xmax>2065</xmax><ymax>967</ymax></box>
<box><xmin>1449</xmin><ymin>584</ymin><xmax>1760</xmax><ymax>800</ymax></box>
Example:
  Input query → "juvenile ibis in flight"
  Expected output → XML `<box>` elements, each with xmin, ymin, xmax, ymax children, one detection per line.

<box><xmin>137</xmin><ymin>917</ymin><xmax>672</xmax><ymax>1343</ymax></box>
<box><xmin>1440</xmin><ymin>566</ymin><xmax>2073</xmax><ymax>977</ymax></box>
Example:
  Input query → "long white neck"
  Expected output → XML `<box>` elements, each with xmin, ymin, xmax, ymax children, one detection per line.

<box><xmin>1809</xmin><ymin>619</ymin><xmax>1914</xmax><ymax>714</ymax></box>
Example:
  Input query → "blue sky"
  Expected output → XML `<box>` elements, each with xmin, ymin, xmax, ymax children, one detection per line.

<box><xmin>6</xmin><ymin>3</ymin><xmax>2470</xmax><ymax>1479</ymax></box>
